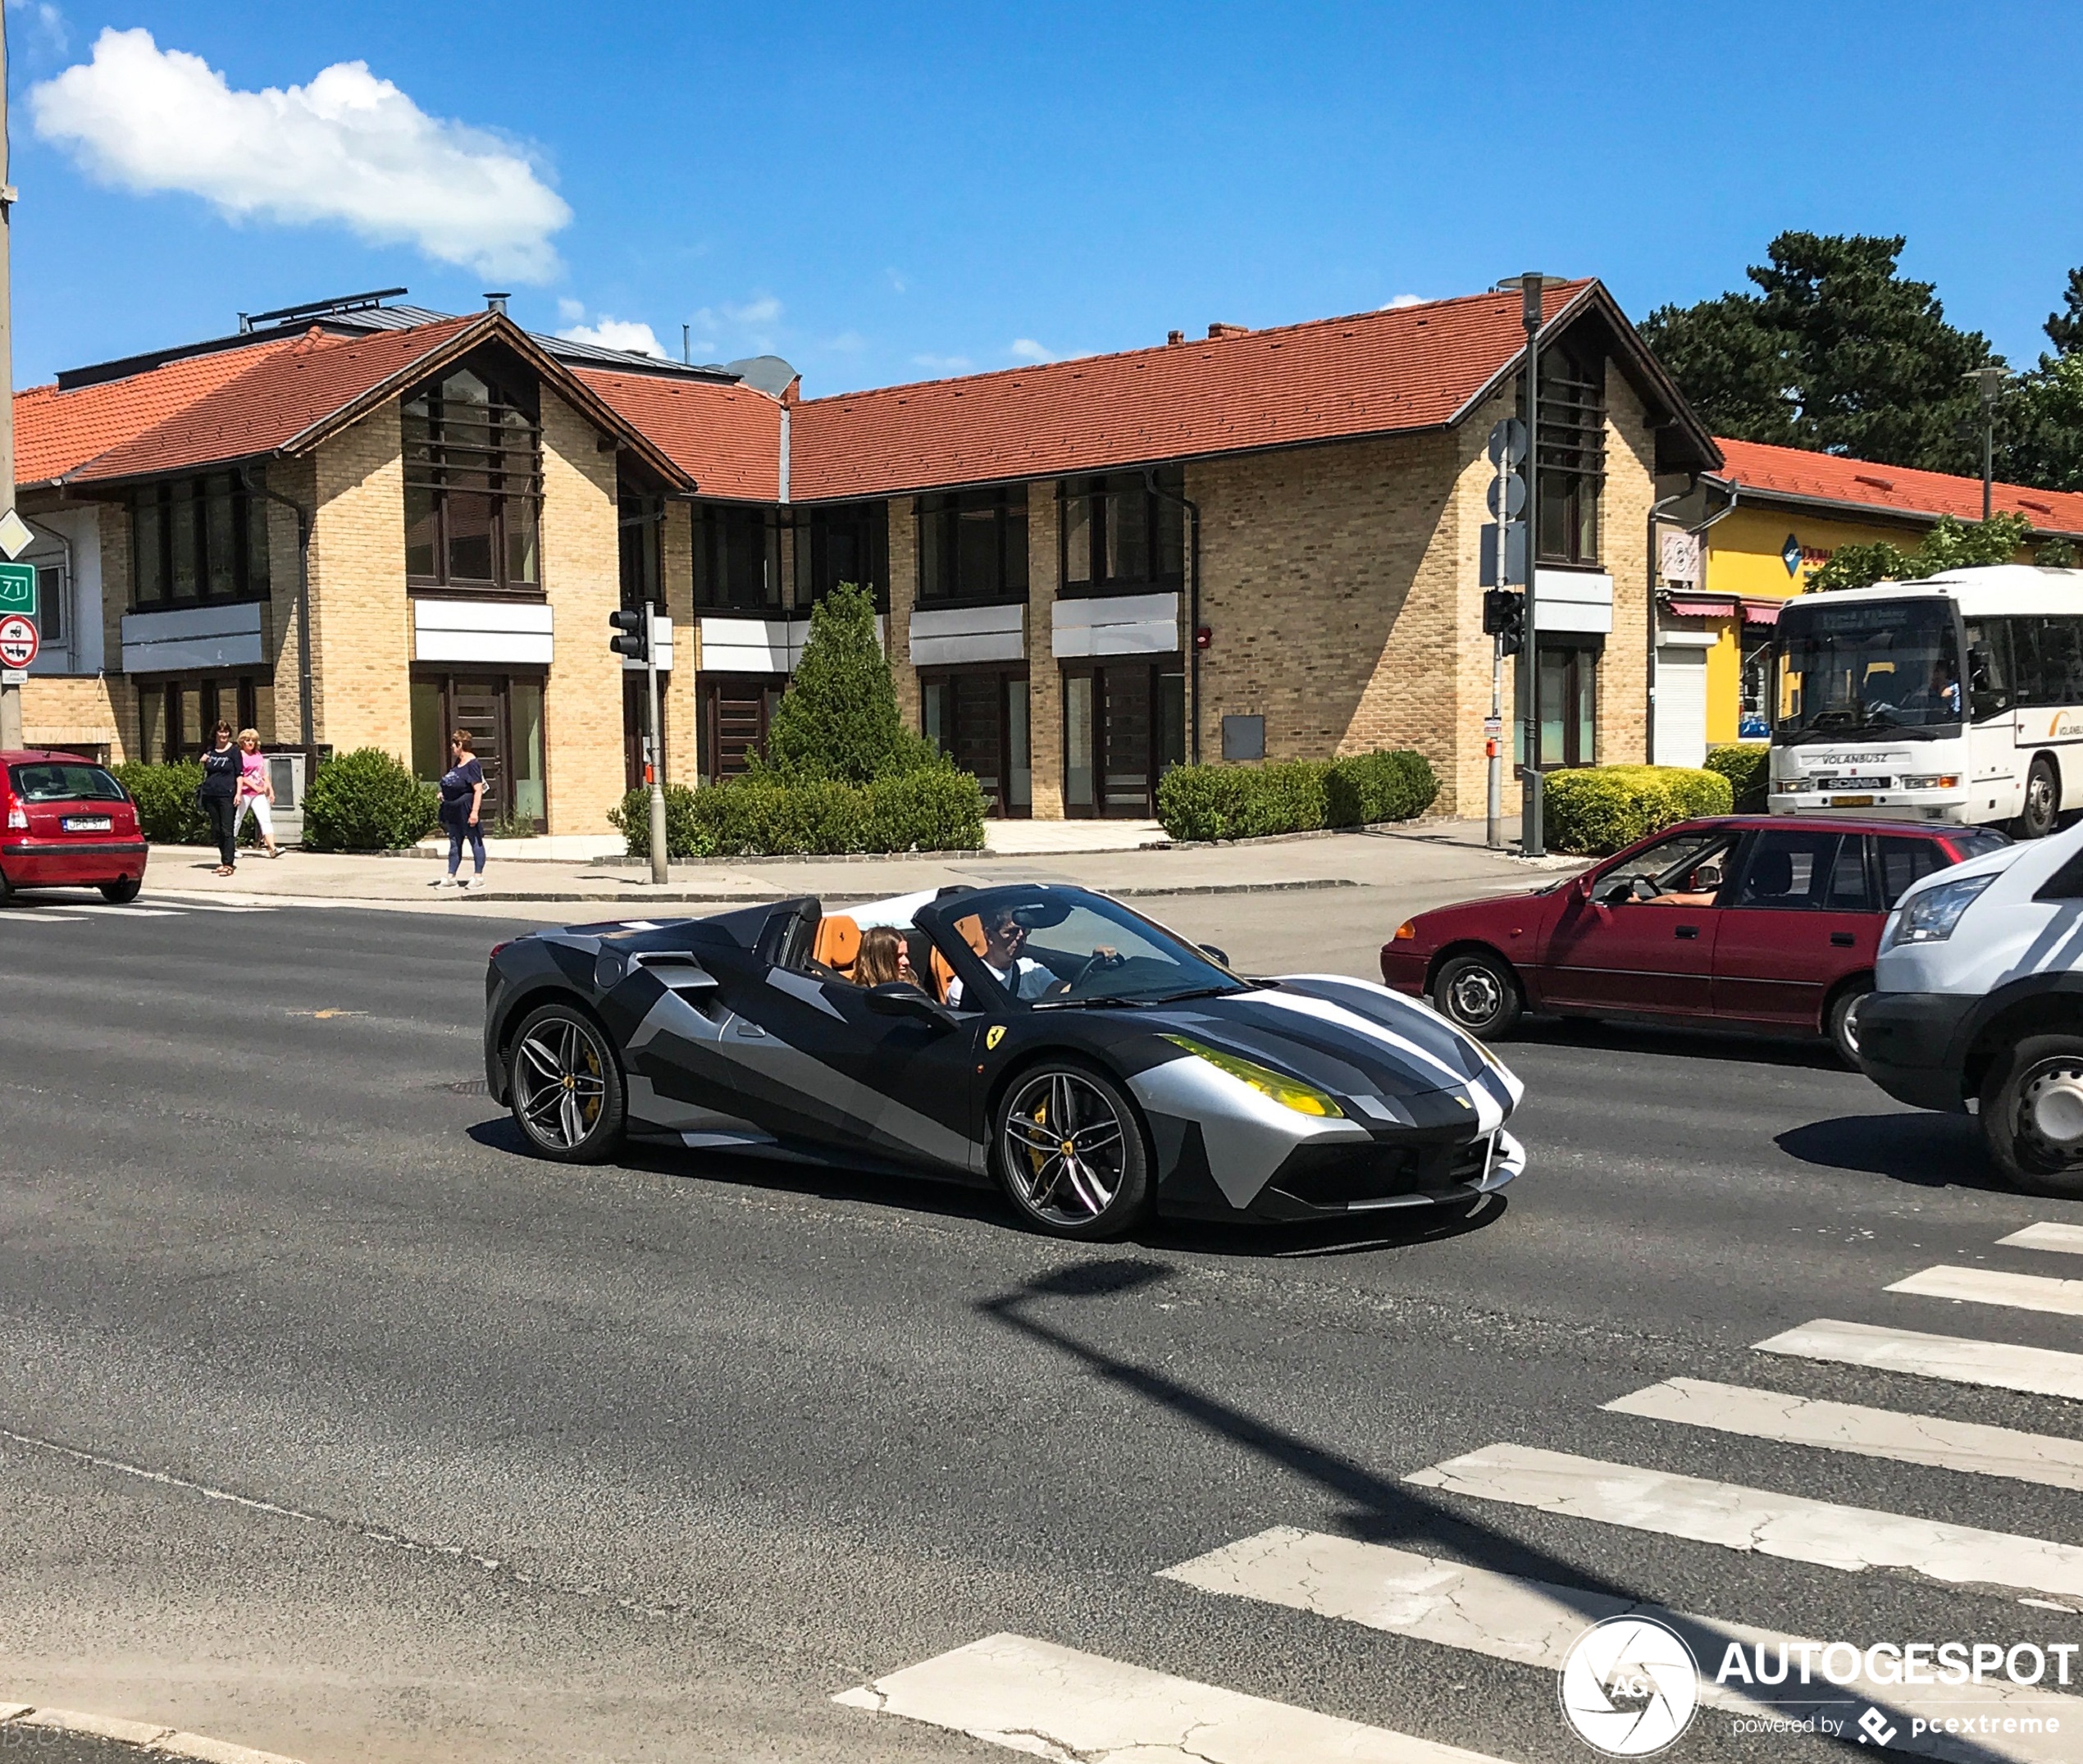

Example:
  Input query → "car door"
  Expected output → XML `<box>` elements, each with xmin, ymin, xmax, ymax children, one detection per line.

<box><xmin>1537</xmin><ymin>827</ymin><xmax>1740</xmax><ymax>1014</ymax></box>
<box><xmin>1712</xmin><ymin>828</ymin><xmax>1873</xmax><ymax>1028</ymax></box>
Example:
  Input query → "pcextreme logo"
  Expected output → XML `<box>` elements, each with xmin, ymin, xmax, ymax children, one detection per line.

<box><xmin>1559</xmin><ymin>1617</ymin><xmax>1700</xmax><ymax>1756</ymax></box>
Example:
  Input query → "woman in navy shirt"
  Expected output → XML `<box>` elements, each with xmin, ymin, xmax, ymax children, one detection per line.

<box><xmin>433</xmin><ymin>731</ymin><xmax>487</xmax><ymax>891</ymax></box>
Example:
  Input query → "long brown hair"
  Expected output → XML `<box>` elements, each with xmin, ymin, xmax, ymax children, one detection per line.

<box><xmin>855</xmin><ymin>926</ymin><xmax>905</xmax><ymax>987</ymax></box>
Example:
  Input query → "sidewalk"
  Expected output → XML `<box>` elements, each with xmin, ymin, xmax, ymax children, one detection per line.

<box><xmin>136</xmin><ymin>819</ymin><xmax>1578</xmax><ymax>918</ymax></box>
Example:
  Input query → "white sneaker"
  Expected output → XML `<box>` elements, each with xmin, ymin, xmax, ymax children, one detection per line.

<box><xmin>431</xmin><ymin>877</ymin><xmax>459</xmax><ymax>889</ymax></box>
<box><xmin>458</xmin><ymin>877</ymin><xmax>478</xmax><ymax>890</ymax></box>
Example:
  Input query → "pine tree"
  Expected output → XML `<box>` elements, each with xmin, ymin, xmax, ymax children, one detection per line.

<box><xmin>761</xmin><ymin>583</ymin><xmax>940</xmax><ymax>783</ymax></box>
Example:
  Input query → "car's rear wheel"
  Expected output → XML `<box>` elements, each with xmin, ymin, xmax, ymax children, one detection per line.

<box><xmin>0</xmin><ymin>868</ymin><xmax>11</xmax><ymax>906</ymax></box>
<box><xmin>1825</xmin><ymin>978</ymin><xmax>1872</xmax><ymax>1070</ymax></box>
<box><xmin>1980</xmin><ymin>1033</ymin><xmax>2083</xmax><ymax>1197</ymax></box>
<box><xmin>1431</xmin><ymin>951</ymin><xmax>1522</xmax><ymax>1039</ymax></box>
<box><xmin>2016</xmin><ymin>757</ymin><xmax>2061</xmax><ymax>840</ymax></box>
<box><xmin>995</xmin><ymin>1062</ymin><xmax>1151</xmax><ymax>1240</ymax></box>
<box><xmin>508</xmin><ymin>1001</ymin><xmax>626</xmax><ymax>1164</ymax></box>
<box><xmin>99</xmin><ymin>879</ymin><xmax>141</xmax><ymax>905</ymax></box>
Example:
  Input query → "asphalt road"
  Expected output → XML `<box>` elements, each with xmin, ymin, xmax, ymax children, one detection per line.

<box><xmin>1</xmin><ymin>885</ymin><xmax>2079</xmax><ymax>1764</ymax></box>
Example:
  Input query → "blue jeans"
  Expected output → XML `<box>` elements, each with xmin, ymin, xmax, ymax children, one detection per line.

<box><xmin>446</xmin><ymin>818</ymin><xmax>485</xmax><ymax>876</ymax></box>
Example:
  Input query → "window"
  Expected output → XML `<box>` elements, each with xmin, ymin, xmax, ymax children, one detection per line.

<box><xmin>922</xmin><ymin>668</ymin><xmax>1031</xmax><ymax>816</ymax></box>
<box><xmin>1962</xmin><ymin>618</ymin><xmax>2013</xmax><ymax>719</ymax></box>
<box><xmin>1059</xmin><ymin>662</ymin><xmax>1185</xmax><ymax>817</ymax></box>
<box><xmin>32</xmin><ymin>562</ymin><xmax>63</xmax><ymax>645</ymax></box>
<box><xmin>134</xmin><ymin>677</ymin><xmax>260</xmax><ymax>761</ymax></box>
<box><xmin>1876</xmin><ymin>835</ymin><xmax>1949</xmax><ymax>909</ymax></box>
<box><xmin>794</xmin><ymin>502</ymin><xmax>889</xmax><ymax>610</ymax></box>
<box><xmin>693</xmin><ymin>504</ymin><xmax>783</xmax><ymax>610</ymax></box>
<box><xmin>2010</xmin><ymin>616</ymin><xmax>2083</xmax><ymax>707</ymax></box>
<box><xmin>408</xmin><ymin>671</ymin><xmax>548</xmax><ymax>829</ymax></box>
<box><xmin>1732</xmin><ymin>830</ymin><xmax>1859</xmax><ymax>911</ymax></box>
<box><xmin>402</xmin><ymin>365</ymin><xmax>542</xmax><ymax>591</ymax></box>
<box><xmin>130</xmin><ymin>472</ymin><xmax>272</xmax><ymax>608</ymax></box>
<box><xmin>9</xmin><ymin>762</ymin><xmax>125</xmax><ymax>804</ymax></box>
<box><xmin>1516</xmin><ymin>640</ymin><xmax>1599</xmax><ymax>769</ymax></box>
<box><xmin>1060</xmin><ymin>469</ymin><xmax>1183</xmax><ymax>595</ymax></box>
<box><xmin>1536</xmin><ymin>347</ymin><xmax>1604</xmax><ymax>565</ymax></box>
<box><xmin>918</xmin><ymin>488</ymin><xmax>1027</xmax><ymax>604</ymax></box>
<box><xmin>618</xmin><ymin>491</ymin><xmax>663</xmax><ymax>614</ymax></box>
<box><xmin>1598</xmin><ymin>828</ymin><xmax>1740</xmax><ymax>903</ymax></box>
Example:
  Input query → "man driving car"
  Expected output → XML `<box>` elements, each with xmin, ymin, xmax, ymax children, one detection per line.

<box><xmin>946</xmin><ymin>907</ymin><xmax>1057</xmax><ymax>1006</ymax></box>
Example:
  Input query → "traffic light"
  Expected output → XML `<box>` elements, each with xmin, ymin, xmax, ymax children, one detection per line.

<box><xmin>1483</xmin><ymin>588</ymin><xmax>1526</xmax><ymax>657</ymax></box>
<box><xmin>608</xmin><ymin>607</ymin><xmax>648</xmax><ymax>662</ymax></box>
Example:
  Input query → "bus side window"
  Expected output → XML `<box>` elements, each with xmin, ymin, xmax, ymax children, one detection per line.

<box><xmin>1963</xmin><ymin>619</ymin><xmax>2013</xmax><ymax>718</ymax></box>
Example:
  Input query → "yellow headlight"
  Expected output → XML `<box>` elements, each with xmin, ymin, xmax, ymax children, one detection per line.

<box><xmin>1162</xmin><ymin>1033</ymin><xmax>1344</xmax><ymax>1118</ymax></box>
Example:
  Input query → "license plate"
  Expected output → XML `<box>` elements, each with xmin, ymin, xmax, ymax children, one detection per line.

<box><xmin>62</xmin><ymin>815</ymin><xmax>112</xmax><ymax>832</ymax></box>
<box><xmin>1830</xmin><ymin>795</ymin><xmax>1876</xmax><ymax>808</ymax></box>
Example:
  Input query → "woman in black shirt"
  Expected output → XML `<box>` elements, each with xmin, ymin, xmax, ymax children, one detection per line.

<box><xmin>198</xmin><ymin>722</ymin><xmax>241</xmax><ymax>876</ymax></box>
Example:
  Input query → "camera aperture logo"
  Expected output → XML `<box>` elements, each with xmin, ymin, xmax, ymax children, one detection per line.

<box><xmin>1560</xmin><ymin>1616</ymin><xmax>1702</xmax><ymax>1756</ymax></box>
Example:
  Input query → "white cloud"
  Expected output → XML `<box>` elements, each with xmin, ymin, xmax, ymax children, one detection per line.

<box><xmin>912</xmin><ymin>353</ymin><xmax>973</xmax><ymax>374</ymax></box>
<box><xmin>1010</xmin><ymin>338</ymin><xmax>1051</xmax><ymax>363</ymax></box>
<box><xmin>30</xmin><ymin>27</ymin><xmax>572</xmax><ymax>280</ymax></box>
<box><xmin>725</xmin><ymin>295</ymin><xmax>782</xmax><ymax>326</ymax></box>
<box><xmin>558</xmin><ymin>317</ymin><xmax>663</xmax><ymax>357</ymax></box>
<box><xmin>556</xmin><ymin>295</ymin><xmax>586</xmax><ymax>322</ymax></box>
<box><xmin>1381</xmin><ymin>294</ymin><xmax>1427</xmax><ymax>309</ymax></box>
<box><xmin>826</xmin><ymin>330</ymin><xmax>866</xmax><ymax>353</ymax></box>
<box><xmin>8</xmin><ymin>1</ymin><xmax>67</xmax><ymax>53</ymax></box>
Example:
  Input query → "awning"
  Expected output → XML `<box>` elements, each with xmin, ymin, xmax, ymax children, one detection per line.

<box><xmin>1741</xmin><ymin>598</ymin><xmax>1784</xmax><ymax>627</ymax></box>
<box><xmin>1663</xmin><ymin>594</ymin><xmax>1739</xmax><ymax>620</ymax></box>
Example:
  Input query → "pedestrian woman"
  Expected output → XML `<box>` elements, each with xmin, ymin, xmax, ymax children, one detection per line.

<box><xmin>433</xmin><ymin>730</ymin><xmax>487</xmax><ymax>891</ymax></box>
<box><xmin>854</xmin><ymin>926</ymin><xmax>918</xmax><ymax>989</ymax></box>
<box><xmin>198</xmin><ymin>721</ymin><xmax>241</xmax><ymax>877</ymax></box>
<box><xmin>230</xmin><ymin>728</ymin><xmax>280</xmax><ymax>859</ymax></box>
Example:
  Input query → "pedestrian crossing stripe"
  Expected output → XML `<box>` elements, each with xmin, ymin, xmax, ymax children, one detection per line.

<box><xmin>833</xmin><ymin>1632</ymin><xmax>1516</xmax><ymax>1764</ymax></box>
<box><xmin>1606</xmin><ymin>1377</ymin><xmax>2083</xmax><ymax>1492</ymax></box>
<box><xmin>0</xmin><ymin>901</ymin><xmax>276</xmax><ymax>920</ymax></box>
<box><xmin>1161</xmin><ymin>1528</ymin><xmax>2076</xmax><ymax>1764</ymax></box>
<box><xmin>2001</xmin><ymin>1222</ymin><xmax>2083</xmax><ymax>1256</ymax></box>
<box><xmin>1406</xmin><ymin>1442</ymin><xmax>2083</xmax><ymax>1603</ymax></box>
<box><xmin>1757</xmin><ymin>1318</ymin><xmax>2083</xmax><ymax>1402</ymax></box>
<box><xmin>1889</xmin><ymin>1263</ymin><xmax>2083</xmax><ymax>1318</ymax></box>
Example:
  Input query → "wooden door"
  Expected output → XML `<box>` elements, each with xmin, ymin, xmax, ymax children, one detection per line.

<box><xmin>449</xmin><ymin>677</ymin><xmax>508</xmax><ymax>821</ymax></box>
<box><xmin>1101</xmin><ymin>664</ymin><xmax>1154</xmax><ymax>818</ymax></box>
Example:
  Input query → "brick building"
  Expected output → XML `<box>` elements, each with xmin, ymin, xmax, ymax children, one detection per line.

<box><xmin>13</xmin><ymin>280</ymin><xmax>1717</xmax><ymax>828</ymax></box>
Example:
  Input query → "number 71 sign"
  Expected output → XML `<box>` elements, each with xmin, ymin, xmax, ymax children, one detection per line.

<box><xmin>0</xmin><ymin>562</ymin><xmax>34</xmax><ymax>617</ymax></box>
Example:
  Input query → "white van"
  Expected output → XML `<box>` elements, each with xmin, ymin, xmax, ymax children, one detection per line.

<box><xmin>1859</xmin><ymin>814</ymin><xmax>2083</xmax><ymax>1194</ymax></box>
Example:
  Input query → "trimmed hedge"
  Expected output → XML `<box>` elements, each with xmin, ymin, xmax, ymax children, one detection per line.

<box><xmin>1705</xmin><ymin>742</ymin><xmax>1770</xmax><ymax>814</ymax></box>
<box><xmin>110</xmin><ymin>760</ymin><xmax>209</xmax><ymax>845</ymax></box>
<box><xmin>302</xmin><ymin>747</ymin><xmax>440</xmax><ymax>851</ymax></box>
<box><xmin>609</xmin><ymin>766</ymin><xmax>987</xmax><ymax>859</ymax></box>
<box><xmin>1155</xmin><ymin>749</ymin><xmax>1439</xmax><ymax>842</ymax></box>
<box><xmin>1542</xmin><ymin>764</ymin><xmax>1734</xmax><ymax>856</ymax></box>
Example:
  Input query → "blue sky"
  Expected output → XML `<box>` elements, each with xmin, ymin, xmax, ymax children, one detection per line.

<box><xmin>6</xmin><ymin>1</ymin><xmax>2079</xmax><ymax>394</ymax></box>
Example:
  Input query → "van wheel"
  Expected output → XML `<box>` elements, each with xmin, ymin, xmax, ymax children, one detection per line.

<box><xmin>2015</xmin><ymin>758</ymin><xmax>2061</xmax><ymax>840</ymax></box>
<box><xmin>1980</xmin><ymin>1034</ymin><xmax>2083</xmax><ymax>1197</ymax></box>
<box><xmin>1432</xmin><ymin>952</ymin><xmax>1523</xmax><ymax>1039</ymax></box>
<box><xmin>1825</xmin><ymin>978</ymin><xmax>1872</xmax><ymax>1070</ymax></box>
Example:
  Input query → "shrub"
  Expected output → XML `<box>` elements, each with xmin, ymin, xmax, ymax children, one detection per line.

<box><xmin>1155</xmin><ymin>749</ymin><xmax>1438</xmax><ymax>841</ymax></box>
<box><xmin>111</xmin><ymin>760</ymin><xmax>209</xmax><ymax>844</ymax></box>
<box><xmin>866</xmin><ymin>767</ymin><xmax>987</xmax><ymax>852</ymax></box>
<box><xmin>1705</xmin><ymin>743</ymin><xmax>1770</xmax><ymax>813</ymax></box>
<box><xmin>1542</xmin><ymin>764</ymin><xmax>1734</xmax><ymax>856</ymax></box>
<box><xmin>302</xmin><ymin>747</ymin><xmax>440</xmax><ymax>851</ymax></box>
<box><xmin>763</xmin><ymin>583</ymin><xmax>938</xmax><ymax>782</ymax></box>
<box><xmin>608</xmin><ymin>768</ymin><xmax>987</xmax><ymax>859</ymax></box>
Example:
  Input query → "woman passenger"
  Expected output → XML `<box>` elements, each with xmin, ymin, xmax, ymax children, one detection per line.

<box><xmin>855</xmin><ymin>926</ymin><xmax>918</xmax><ymax>989</ymax></box>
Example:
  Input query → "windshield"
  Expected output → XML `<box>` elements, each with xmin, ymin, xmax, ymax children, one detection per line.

<box><xmin>8</xmin><ymin>763</ymin><xmax>127</xmax><ymax>804</ymax></box>
<box><xmin>932</xmin><ymin>887</ymin><xmax>1245</xmax><ymax>1008</ymax></box>
<box><xmin>1772</xmin><ymin>597</ymin><xmax>1962</xmax><ymax>742</ymax></box>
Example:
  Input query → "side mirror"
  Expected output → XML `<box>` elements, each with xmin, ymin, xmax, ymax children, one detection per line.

<box><xmin>863</xmin><ymin>982</ymin><xmax>958</xmax><ymax>1029</ymax></box>
<box><xmin>1199</xmin><ymin>943</ymin><xmax>1232</xmax><ymax>967</ymax></box>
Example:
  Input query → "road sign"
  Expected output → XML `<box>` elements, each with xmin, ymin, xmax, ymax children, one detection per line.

<box><xmin>1483</xmin><ymin>715</ymin><xmax>1503</xmax><ymax>736</ymax></box>
<box><xmin>0</xmin><ymin>613</ymin><xmax>39</xmax><ymax>669</ymax></box>
<box><xmin>1487</xmin><ymin>473</ymin><xmax>1527</xmax><ymax>520</ymax></box>
<box><xmin>0</xmin><ymin>560</ymin><xmax>32</xmax><ymax>617</ymax></box>
<box><xmin>1487</xmin><ymin>417</ymin><xmax>1527</xmax><ymax>468</ymax></box>
<box><xmin>1479</xmin><ymin>522</ymin><xmax>1527</xmax><ymax>587</ymax></box>
<box><xmin>0</xmin><ymin>509</ymin><xmax>33</xmax><ymax>562</ymax></box>
<box><xmin>0</xmin><ymin>669</ymin><xmax>23</xmax><ymax>686</ymax></box>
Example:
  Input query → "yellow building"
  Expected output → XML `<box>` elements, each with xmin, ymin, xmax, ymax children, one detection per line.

<box><xmin>1651</xmin><ymin>438</ymin><xmax>2083</xmax><ymax>761</ymax></box>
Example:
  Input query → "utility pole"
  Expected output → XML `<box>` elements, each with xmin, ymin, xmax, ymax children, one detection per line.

<box><xmin>644</xmin><ymin>598</ymin><xmax>668</xmax><ymax>885</ymax></box>
<box><xmin>0</xmin><ymin>7</ymin><xmax>21</xmax><ymax>754</ymax></box>
<box><xmin>1967</xmin><ymin>367</ymin><xmax>2005</xmax><ymax>522</ymax></box>
<box><xmin>1516</xmin><ymin>273</ymin><xmax>1545</xmax><ymax>858</ymax></box>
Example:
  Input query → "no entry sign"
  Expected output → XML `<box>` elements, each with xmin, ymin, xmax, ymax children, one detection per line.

<box><xmin>0</xmin><ymin>613</ymin><xmax>39</xmax><ymax>669</ymax></box>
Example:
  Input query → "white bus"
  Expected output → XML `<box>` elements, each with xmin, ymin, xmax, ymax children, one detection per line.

<box><xmin>1768</xmin><ymin>565</ymin><xmax>2083</xmax><ymax>838</ymax></box>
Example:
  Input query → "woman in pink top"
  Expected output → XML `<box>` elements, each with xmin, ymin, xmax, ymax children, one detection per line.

<box><xmin>231</xmin><ymin>728</ymin><xmax>280</xmax><ymax>859</ymax></box>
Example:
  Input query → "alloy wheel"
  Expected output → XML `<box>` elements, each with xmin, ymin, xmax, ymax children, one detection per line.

<box><xmin>1000</xmin><ymin>1069</ymin><xmax>1128</xmax><ymax>1228</ymax></box>
<box><xmin>513</xmin><ymin>1014</ymin><xmax>613</xmax><ymax>1151</ymax></box>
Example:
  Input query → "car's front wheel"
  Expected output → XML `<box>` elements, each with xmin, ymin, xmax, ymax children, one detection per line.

<box><xmin>508</xmin><ymin>1001</ymin><xmax>626</xmax><ymax>1164</ymax></box>
<box><xmin>1432</xmin><ymin>950</ymin><xmax>1523</xmax><ymax>1039</ymax></box>
<box><xmin>1980</xmin><ymin>1033</ymin><xmax>2083</xmax><ymax>1197</ymax></box>
<box><xmin>1825</xmin><ymin>978</ymin><xmax>1872</xmax><ymax>1070</ymax></box>
<box><xmin>995</xmin><ymin>1062</ymin><xmax>1151</xmax><ymax>1239</ymax></box>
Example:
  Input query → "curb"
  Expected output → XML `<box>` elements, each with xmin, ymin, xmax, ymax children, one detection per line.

<box><xmin>0</xmin><ymin>1703</ymin><xmax>303</xmax><ymax>1764</ymax></box>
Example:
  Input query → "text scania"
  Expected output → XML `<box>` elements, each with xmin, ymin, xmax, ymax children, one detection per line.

<box><xmin>1716</xmin><ymin>1640</ymin><xmax>2078</xmax><ymax>1688</ymax></box>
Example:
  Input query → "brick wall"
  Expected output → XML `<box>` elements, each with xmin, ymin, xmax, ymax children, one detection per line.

<box><xmin>660</xmin><ymin>499</ymin><xmax>696</xmax><ymax>787</ymax></box>
<box><xmin>1023</xmin><ymin>481</ymin><xmax>1064</xmax><ymax>818</ymax></box>
<box><xmin>539</xmin><ymin>390</ymin><xmax>623</xmax><ymax>835</ymax></box>
<box><xmin>1599</xmin><ymin>372</ymin><xmax>1656</xmax><ymax>767</ymax></box>
<box><xmin>258</xmin><ymin>463</ymin><xmax>312</xmax><ymax>750</ymax></box>
<box><xmin>887</xmin><ymin>496</ymin><xmax>919</xmax><ymax>731</ymax></box>
<box><xmin>307</xmin><ymin>408</ymin><xmax>408</xmax><ymax>759</ymax></box>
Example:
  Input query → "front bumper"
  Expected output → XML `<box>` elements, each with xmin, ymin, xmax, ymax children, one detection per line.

<box><xmin>1770</xmin><ymin>790</ymin><xmax>1973</xmax><ymax>826</ymax></box>
<box><xmin>1251</xmin><ymin>1128</ymin><xmax>1523</xmax><ymax>1219</ymax></box>
<box><xmin>1855</xmin><ymin>990</ymin><xmax>1980</xmax><ymax>1111</ymax></box>
<box><xmin>1379</xmin><ymin>946</ymin><xmax>1429</xmax><ymax>995</ymax></box>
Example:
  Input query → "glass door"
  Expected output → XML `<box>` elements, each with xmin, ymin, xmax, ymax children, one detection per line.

<box><xmin>923</xmin><ymin>669</ymin><xmax>1032</xmax><ymax>817</ymax></box>
<box><xmin>1060</xmin><ymin>663</ymin><xmax>1185</xmax><ymax>818</ymax></box>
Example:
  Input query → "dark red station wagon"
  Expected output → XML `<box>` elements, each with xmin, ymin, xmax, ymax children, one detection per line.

<box><xmin>1379</xmin><ymin>817</ymin><xmax>2006</xmax><ymax>1064</ymax></box>
<box><xmin>1</xmin><ymin>749</ymin><xmax>149</xmax><ymax>905</ymax></box>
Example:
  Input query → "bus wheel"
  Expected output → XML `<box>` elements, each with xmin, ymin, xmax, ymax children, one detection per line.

<box><xmin>2016</xmin><ymin>757</ymin><xmax>2061</xmax><ymax>840</ymax></box>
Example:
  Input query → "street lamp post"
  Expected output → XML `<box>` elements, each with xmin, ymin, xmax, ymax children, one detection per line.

<box><xmin>1966</xmin><ymin>367</ymin><xmax>2007</xmax><ymax>522</ymax></box>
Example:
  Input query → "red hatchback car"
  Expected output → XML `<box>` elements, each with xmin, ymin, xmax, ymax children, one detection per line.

<box><xmin>1</xmin><ymin>749</ymin><xmax>149</xmax><ymax>905</ymax></box>
<box><xmin>1380</xmin><ymin>816</ymin><xmax>2006</xmax><ymax>1064</ymax></box>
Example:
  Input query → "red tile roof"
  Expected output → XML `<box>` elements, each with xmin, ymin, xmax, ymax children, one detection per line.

<box><xmin>572</xmin><ymin>368</ymin><xmax>782</xmax><ymax>501</ymax></box>
<box><xmin>788</xmin><ymin>283</ymin><xmax>1597</xmax><ymax>502</ymax></box>
<box><xmin>1712</xmin><ymin>436</ymin><xmax>2083</xmax><ymax>537</ymax></box>
<box><xmin>68</xmin><ymin>314</ymin><xmax>486</xmax><ymax>484</ymax></box>
<box><xmin>16</xmin><ymin>339</ymin><xmax>303</xmax><ymax>485</ymax></box>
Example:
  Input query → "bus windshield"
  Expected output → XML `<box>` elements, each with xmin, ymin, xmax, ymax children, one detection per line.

<box><xmin>1773</xmin><ymin>597</ymin><xmax>1963</xmax><ymax>743</ymax></box>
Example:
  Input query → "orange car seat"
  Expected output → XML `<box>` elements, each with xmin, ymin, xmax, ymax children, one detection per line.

<box><xmin>812</xmin><ymin>914</ymin><xmax>862</xmax><ymax>977</ymax></box>
<box><xmin>928</xmin><ymin>913</ymin><xmax>990</xmax><ymax>1001</ymax></box>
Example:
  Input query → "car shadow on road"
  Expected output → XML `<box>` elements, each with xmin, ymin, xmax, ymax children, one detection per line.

<box><xmin>1775</xmin><ymin>1110</ymin><xmax>2009</xmax><ymax>1192</ymax></box>
<box><xmin>1508</xmin><ymin>1015</ymin><xmax>1848</xmax><ymax>1072</ymax></box>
